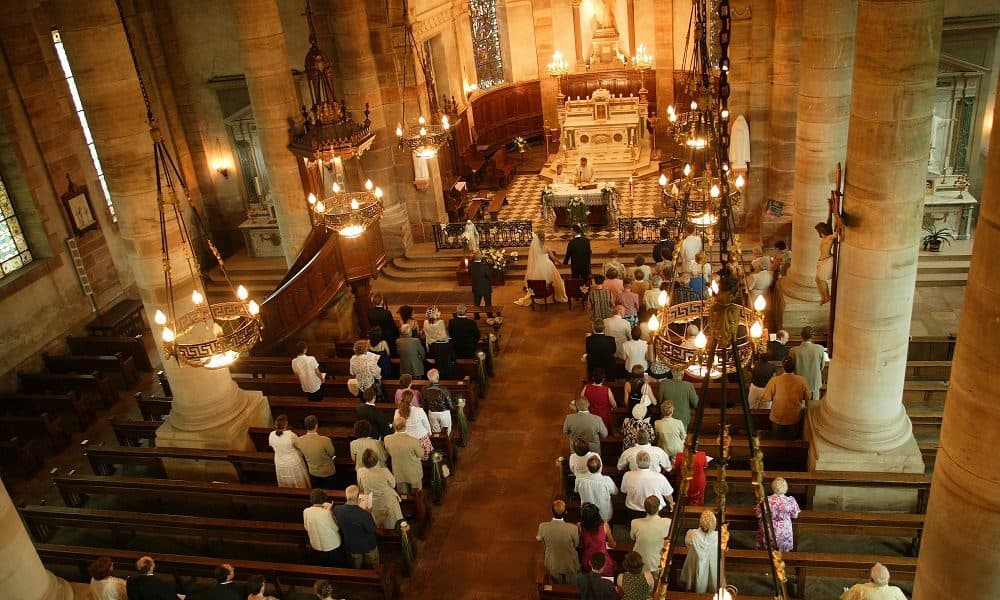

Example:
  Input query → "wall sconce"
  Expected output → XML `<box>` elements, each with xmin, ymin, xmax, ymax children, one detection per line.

<box><xmin>211</xmin><ymin>137</ymin><xmax>230</xmax><ymax>179</ymax></box>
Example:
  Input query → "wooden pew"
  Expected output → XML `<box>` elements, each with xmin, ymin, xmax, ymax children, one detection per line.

<box><xmin>491</xmin><ymin>146</ymin><xmax>516</xmax><ymax>186</ymax></box>
<box><xmin>0</xmin><ymin>413</ymin><xmax>69</xmax><ymax>451</ymax></box>
<box><xmin>0</xmin><ymin>392</ymin><xmax>94</xmax><ymax>429</ymax></box>
<box><xmin>43</xmin><ymin>352</ymin><xmax>138</xmax><ymax>387</ymax></box>
<box><xmin>66</xmin><ymin>334</ymin><xmax>153</xmax><ymax>371</ymax></box>
<box><xmin>18</xmin><ymin>371</ymin><xmax>116</xmax><ymax>409</ymax></box>
<box><xmin>85</xmin><ymin>298</ymin><xmax>145</xmax><ymax>337</ymax></box>
<box><xmin>134</xmin><ymin>393</ymin><xmax>172</xmax><ymax>421</ymax></box>
<box><xmin>486</xmin><ymin>188</ymin><xmax>508</xmax><ymax>220</ymax></box>
<box><xmin>0</xmin><ymin>436</ymin><xmax>44</xmax><ymax>477</ymax></box>
<box><xmin>35</xmin><ymin>543</ymin><xmax>399</xmax><ymax>600</ymax></box>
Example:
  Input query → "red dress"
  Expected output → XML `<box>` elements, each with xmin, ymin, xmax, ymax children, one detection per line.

<box><xmin>580</xmin><ymin>524</ymin><xmax>616</xmax><ymax>575</ymax></box>
<box><xmin>672</xmin><ymin>451</ymin><xmax>708</xmax><ymax>506</ymax></box>
<box><xmin>583</xmin><ymin>384</ymin><xmax>615</xmax><ymax>431</ymax></box>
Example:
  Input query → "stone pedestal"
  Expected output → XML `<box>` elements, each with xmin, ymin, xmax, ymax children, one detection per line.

<box><xmin>0</xmin><ymin>477</ymin><xmax>73</xmax><ymax>600</ymax></box>
<box><xmin>588</xmin><ymin>27</ymin><xmax>624</xmax><ymax>69</ymax></box>
<box><xmin>776</xmin><ymin>278</ymin><xmax>829</xmax><ymax>334</ymax></box>
<box><xmin>380</xmin><ymin>204</ymin><xmax>413</xmax><ymax>259</ymax></box>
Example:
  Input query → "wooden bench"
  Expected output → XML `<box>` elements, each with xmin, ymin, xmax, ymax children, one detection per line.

<box><xmin>35</xmin><ymin>543</ymin><xmax>398</xmax><ymax>600</ymax></box>
<box><xmin>491</xmin><ymin>147</ymin><xmax>516</xmax><ymax>186</ymax></box>
<box><xmin>0</xmin><ymin>413</ymin><xmax>69</xmax><ymax>451</ymax></box>
<box><xmin>486</xmin><ymin>188</ymin><xmax>508</xmax><ymax>220</ymax></box>
<box><xmin>85</xmin><ymin>298</ymin><xmax>145</xmax><ymax>337</ymax></box>
<box><xmin>43</xmin><ymin>352</ymin><xmax>138</xmax><ymax>387</ymax></box>
<box><xmin>0</xmin><ymin>392</ymin><xmax>94</xmax><ymax>429</ymax></box>
<box><xmin>133</xmin><ymin>393</ymin><xmax>172</xmax><ymax>421</ymax></box>
<box><xmin>66</xmin><ymin>334</ymin><xmax>153</xmax><ymax>371</ymax></box>
<box><xmin>0</xmin><ymin>435</ymin><xmax>44</xmax><ymax>477</ymax></box>
<box><xmin>18</xmin><ymin>371</ymin><xmax>116</xmax><ymax>409</ymax></box>
<box><xmin>461</xmin><ymin>197</ymin><xmax>486</xmax><ymax>221</ymax></box>
<box><xmin>461</xmin><ymin>147</ymin><xmax>487</xmax><ymax>187</ymax></box>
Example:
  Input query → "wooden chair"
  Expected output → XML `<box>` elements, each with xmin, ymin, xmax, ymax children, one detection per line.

<box><xmin>527</xmin><ymin>280</ymin><xmax>555</xmax><ymax>311</ymax></box>
<box><xmin>564</xmin><ymin>278</ymin><xmax>588</xmax><ymax>310</ymax></box>
<box><xmin>492</xmin><ymin>147</ymin><xmax>516</xmax><ymax>187</ymax></box>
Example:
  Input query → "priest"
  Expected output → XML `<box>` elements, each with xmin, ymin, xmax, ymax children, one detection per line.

<box><xmin>576</xmin><ymin>157</ymin><xmax>595</xmax><ymax>185</ymax></box>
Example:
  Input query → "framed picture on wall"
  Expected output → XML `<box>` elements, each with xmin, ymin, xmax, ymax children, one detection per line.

<box><xmin>61</xmin><ymin>175</ymin><xmax>97</xmax><ymax>237</ymax></box>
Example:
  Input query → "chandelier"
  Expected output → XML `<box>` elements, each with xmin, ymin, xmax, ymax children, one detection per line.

<box><xmin>396</xmin><ymin>114</ymin><xmax>453</xmax><ymax>159</ymax></box>
<box><xmin>116</xmin><ymin>1</ymin><xmax>261</xmax><ymax>370</ymax></box>
<box><xmin>659</xmin><ymin>164</ymin><xmax>745</xmax><ymax>238</ymax></box>
<box><xmin>308</xmin><ymin>179</ymin><xmax>384</xmax><ymax>238</ymax></box>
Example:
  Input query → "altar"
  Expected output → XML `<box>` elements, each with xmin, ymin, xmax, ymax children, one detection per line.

<box><xmin>541</xmin><ymin>182</ymin><xmax>617</xmax><ymax>228</ymax></box>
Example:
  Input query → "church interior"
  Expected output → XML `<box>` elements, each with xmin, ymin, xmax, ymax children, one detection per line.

<box><xmin>0</xmin><ymin>0</ymin><xmax>998</xmax><ymax>598</ymax></box>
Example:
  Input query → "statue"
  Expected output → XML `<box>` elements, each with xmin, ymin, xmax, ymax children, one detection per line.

<box><xmin>594</xmin><ymin>0</ymin><xmax>617</xmax><ymax>29</ymax></box>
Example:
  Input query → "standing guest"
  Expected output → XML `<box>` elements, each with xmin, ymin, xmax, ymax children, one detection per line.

<box><xmin>771</xmin><ymin>240</ymin><xmax>792</xmax><ymax>276</ymax></box>
<box><xmin>536</xmin><ymin>500</ymin><xmax>581</xmax><ymax>584</ymax></box>
<box><xmin>762</xmin><ymin>356</ymin><xmax>812</xmax><ymax>438</ymax></box>
<box><xmin>624</xmin><ymin>366</ymin><xmax>654</xmax><ymax>410</ymax></box>
<box><xmin>657</xmin><ymin>369</ymin><xmax>700</xmax><ymax>428</ymax></box>
<box><xmin>620</xmin><ymin>452</ymin><xmax>675</xmax><ymax>514</ymax></box>
<box><xmin>563</xmin><ymin>397</ymin><xmax>609</xmax><ymax>453</ymax></box>
<box><xmin>569</xmin><ymin>437</ymin><xmax>599</xmax><ymax>476</ymax></box>
<box><xmin>355</xmin><ymin>388</ymin><xmax>390</xmax><ymax>439</ymax></box>
<box><xmin>588</xmin><ymin>275</ymin><xmax>615</xmax><ymax>331</ymax></box>
<box><xmin>689</xmin><ymin>251</ymin><xmax>712</xmax><ymax>296</ymax></box>
<box><xmin>576</xmin><ymin>554</ymin><xmax>618</xmax><ymax>600</ymax></box>
<box><xmin>269</xmin><ymin>415</ymin><xmax>310</xmax><ymax>488</ymax></box>
<box><xmin>356</xmin><ymin>448</ymin><xmax>403</xmax><ymax>528</ymax></box>
<box><xmin>618</xmin><ymin>429</ymin><xmax>671</xmax><ymax>473</ymax></box>
<box><xmin>840</xmin><ymin>563</ymin><xmax>908</xmax><ymax>600</ymax></box>
<box><xmin>672</xmin><ymin>271</ymin><xmax>701</xmax><ymax>304</ymax></box>
<box><xmin>393</xmin><ymin>373</ymin><xmax>422</xmax><ymax>407</ymax></box>
<box><xmin>422</xmin><ymin>306</ymin><xmax>448</xmax><ymax>349</ymax></box>
<box><xmin>621</xmin><ymin>402</ymin><xmax>656</xmax><ymax>450</ymax></box>
<box><xmin>755</xmin><ymin>477</ymin><xmax>801</xmax><ymax>552</ymax></box>
<box><xmin>367</xmin><ymin>294</ymin><xmax>399</xmax><ymax>356</ymax></box>
<box><xmin>447</xmin><ymin>304</ymin><xmax>481</xmax><ymax>359</ymax></box>
<box><xmin>397</xmin><ymin>304</ymin><xmax>419</xmax><ymax>333</ymax></box>
<box><xmin>126</xmin><ymin>556</ymin><xmax>176</xmax><ymax>600</ymax></box>
<box><xmin>423</xmin><ymin>369</ymin><xmax>454</xmax><ymax>434</ymax></box>
<box><xmin>622</xmin><ymin>327</ymin><xmax>649</xmax><ymax>374</ymax></box>
<box><xmin>468</xmin><ymin>251</ymin><xmax>494</xmax><ymax>319</ymax></box>
<box><xmin>302</xmin><ymin>488</ymin><xmax>344</xmax><ymax>566</ymax></box>
<box><xmin>349</xmin><ymin>420</ymin><xmax>387</xmax><ymax>470</ymax></box>
<box><xmin>633</xmin><ymin>255</ymin><xmax>653</xmax><ymax>283</ymax></box>
<box><xmin>766</xmin><ymin>329</ymin><xmax>790</xmax><ymax>361</ymax></box>
<box><xmin>749</xmin><ymin>356</ymin><xmax>777</xmax><ymax>409</ymax></box>
<box><xmin>602</xmin><ymin>249</ymin><xmax>626</xmax><ymax>287</ymax></box>
<box><xmin>654</xmin><ymin>400</ymin><xmax>686</xmax><ymax>457</ymax></box>
<box><xmin>575</xmin><ymin>456</ymin><xmax>618</xmax><ymax>523</ymax></box>
<box><xmin>746</xmin><ymin>261</ymin><xmax>774</xmax><ymax>302</ymax></box>
<box><xmin>245</xmin><ymin>575</ymin><xmax>278</xmax><ymax>600</ymax></box>
<box><xmin>630</xmin><ymin>495</ymin><xmax>672</xmax><ymax>575</ymax></box>
<box><xmin>88</xmin><ymin>557</ymin><xmax>127</xmax><ymax>600</ymax></box>
<box><xmin>585</xmin><ymin>322</ymin><xmax>618</xmax><ymax>381</ymax></box>
<box><xmin>642</xmin><ymin>276</ymin><xmax>663</xmax><ymax>312</ymax></box>
<box><xmin>313</xmin><ymin>580</ymin><xmax>345</xmax><ymax>600</ymax></box>
<box><xmin>652</xmin><ymin>227</ymin><xmax>675</xmax><ymax>265</ymax></box>
<box><xmin>563</xmin><ymin>223</ymin><xmax>592</xmax><ymax>280</ymax></box>
<box><xmin>393</xmin><ymin>394</ymin><xmax>432</xmax><ymax>459</ymax></box>
<box><xmin>396</xmin><ymin>325</ymin><xmax>426</xmax><ymax>379</ymax></box>
<box><xmin>671</xmin><ymin>450</ymin><xmax>709</xmax><ymax>506</ymax></box>
<box><xmin>603</xmin><ymin>305</ymin><xmax>631</xmax><ymax>360</ymax></box>
<box><xmin>334</xmin><ymin>485</ymin><xmax>381</xmax><ymax>569</ymax></box>
<box><xmin>292</xmin><ymin>341</ymin><xmax>326</xmax><ymax>402</ymax></box>
<box><xmin>368</xmin><ymin>326</ymin><xmax>392</xmax><ymax>380</ymax></box>
<box><xmin>349</xmin><ymin>340</ymin><xmax>383</xmax><ymax>401</ymax></box>
<box><xmin>185</xmin><ymin>564</ymin><xmax>240</xmax><ymax>600</ymax></box>
<box><xmin>680</xmin><ymin>511</ymin><xmax>719</xmax><ymax>593</ymax></box>
<box><xmin>632</xmin><ymin>269</ymin><xmax>650</xmax><ymax>302</ymax></box>
<box><xmin>427</xmin><ymin>337</ymin><xmax>460</xmax><ymax>381</ymax></box>
<box><xmin>679</xmin><ymin>224</ymin><xmax>702</xmax><ymax>273</ymax></box>
<box><xmin>383</xmin><ymin>416</ymin><xmax>425</xmax><ymax>493</ymax></box>
<box><xmin>790</xmin><ymin>326</ymin><xmax>826</xmax><ymax>403</ymax></box>
<box><xmin>580</xmin><ymin>369</ymin><xmax>616</xmax><ymax>431</ymax></box>
<box><xmin>294</xmin><ymin>415</ymin><xmax>336</xmax><ymax>489</ymax></box>
<box><xmin>618</xmin><ymin>551</ymin><xmax>654</xmax><ymax>600</ymax></box>
<box><xmin>578</xmin><ymin>503</ymin><xmax>616</xmax><ymax>576</ymax></box>
<box><xmin>619</xmin><ymin>280</ymin><xmax>641</xmax><ymax>326</ymax></box>
<box><xmin>603</xmin><ymin>268</ymin><xmax>625</xmax><ymax>304</ymax></box>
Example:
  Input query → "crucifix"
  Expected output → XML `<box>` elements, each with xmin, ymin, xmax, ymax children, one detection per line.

<box><xmin>827</xmin><ymin>162</ymin><xmax>847</xmax><ymax>356</ymax></box>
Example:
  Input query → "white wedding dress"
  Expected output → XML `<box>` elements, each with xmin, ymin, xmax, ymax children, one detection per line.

<box><xmin>514</xmin><ymin>233</ymin><xmax>568</xmax><ymax>305</ymax></box>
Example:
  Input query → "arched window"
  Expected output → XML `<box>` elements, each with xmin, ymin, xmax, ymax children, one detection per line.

<box><xmin>468</xmin><ymin>0</ymin><xmax>505</xmax><ymax>89</ymax></box>
<box><xmin>0</xmin><ymin>174</ymin><xmax>32</xmax><ymax>279</ymax></box>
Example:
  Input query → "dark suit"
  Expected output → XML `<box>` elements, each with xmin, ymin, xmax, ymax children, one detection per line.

<box><xmin>126</xmin><ymin>574</ymin><xmax>177</xmax><ymax>600</ymax></box>
<box><xmin>428</xmin><ymin>340</ymin><xmax>460</xmax><ymax>380</ymax></box>
<box><xmin>766</xmin><ymin>340</ymin><xmax>789</xmax><ymax>361</ymax></box>
<box><xmin>356</xmin><ymin>403</ymin><xmax>391</xmax><ymax>439</ymax></box>
<box><xmin>585</xmin><ymin>333</ymin><xmax>618</xmax><ymax>381</ymax></box>
<box><xmin>563</xmin><ymin>235</ymin><xmax>592</xmax><ymax>280</ymax></box>
<box><xmin>448</xmin><ymin>316</ymin><xmax>481</xmax><ymax>359</ymax></box>
<box><xmin>653</xmin><ymin>238</ymin><xmax>675</xmax><ymax>263</ymax></box>
<box><xmin>468</xmin><ymin>260</ymin><xmax>493</xmax><ymax>317</ymax></box>
<box><xmin>185</xmin><ymin>581</ymin><xmax>242</xmax><ymax>600</ymax></box>
<box><xmin>368</xmin><ymin>305</ymin><xmax>399</xmax><ymax>355</ymax></box>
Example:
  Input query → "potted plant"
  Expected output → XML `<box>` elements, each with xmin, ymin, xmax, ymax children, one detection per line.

<box><xmin>921</xmin><ymin>224</ymin><xmax>956</xmax><ymax>252</ymax></box>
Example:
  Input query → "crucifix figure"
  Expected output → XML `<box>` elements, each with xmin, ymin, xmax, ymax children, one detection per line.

<box><xmin>824</xmin><ymin>162</ymin><xmax>848</xmax><ymax>354</ymax></box>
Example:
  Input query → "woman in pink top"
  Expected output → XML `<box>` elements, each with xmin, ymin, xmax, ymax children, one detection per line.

<box><xmin>393</xmin><ymin>373</ymin><xmax>422</xmax><ymax>407</ymax></box>
<box><xmin>619</xmin><ymin>280</ymin><xmax>640</xmax><ymax>326</ymax></box>
<box><xmin>603</xmin><ymin>268</ymin><xmax>625</xmax><ymax>304</ymax></box>
<box><xmin>580</xmin><ymin>370</ymin><xmax>616</xmax><ymax>431</ymax></box>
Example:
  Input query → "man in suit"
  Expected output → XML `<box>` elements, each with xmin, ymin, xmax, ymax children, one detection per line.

<box><xmin>468</xmin><ymin>251</ymin><xmax>493</xmax><ymax>319</ymax></box>
<box><xmin>562</xmin><ymin>224</ymin><xmax>592</xmax><ymax>280</ymax></box>
<box><xmin>448</xmin><ymin>304</ymin><xmax>481</xmax><ymax>359</ymax></box>
<box><xmin>536</xmin><ymin>500</ymin><xmax>580</xmax><ymax>584</ymax></box>
<box><xmin>383</xmin><ymin>417</ymin><xmax>424</xmax><ymax>493</ymax></box>
<box><xmin>185</xmin><ymin>564</ymin><xmax>241</xmax><ymax>600</ymax></box>
<box><xmin>126</xmin><ymin>556</ymin><xmax>177</xmax><ymax>600</ymax></box>
<box><xmin>396</xmin><ymin>324</ymin><xmax>426</xmax><ymax>378</ymax></box>
<box><xmin>656</xmin><ymin>369</ymin><xmax>700</xmax><ymax>428</ymax></box>
<box><xmin>585</xmin><ymin>322</ymin><xmax>618</xmax><ymax>381</ymax></box>
<box><xmin>355</xmin><ymin>388</ymin><xmax>391</xmax><ymax>438</ymax></box>
<box><xmin>334</xmin><ymin>485</ymin><xmax>380</xmax><ymax>569</ymax></box>
<box><xmin>367</xmin><ymin>293</ymin><xmax>399</xmax><ymax>355</ymax></box>
<box><xmin>766</xmin><ymin>329</ymin><xmax>790</xmax><ymax>361</ymax></box>
<box><xmin>294</xmin><ymin>415</ymin><xmax>336</xmax><ymax>488</ymax></box>
<box><xmin>630</xmin><ymin>495</ymin><xmax>672</xmax><ymax>574</ymax></box>
<box><xmin>652</xmin><ymin>227</ymin><xmax>675</xmax><ymax>265</ymax></box>
<box><xmin>790</xmin><ymin>326</ymin><xmax>826</xmax><ymax>405</ymax></box>
<box><xmin>562</xmin><ymin>397</ymin><xmax>608</xmax><ymax>453</ymax></box>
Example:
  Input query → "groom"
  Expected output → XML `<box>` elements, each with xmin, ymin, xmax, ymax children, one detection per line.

<box><xmin>468</xmin><ymin>251</ymin><xmax>494</xmax><ymax>319</ymax></box>
<box><xmin>563</xmin><ymin>224</ymin><xmax>592</xmax><ymax>281</ymax></box>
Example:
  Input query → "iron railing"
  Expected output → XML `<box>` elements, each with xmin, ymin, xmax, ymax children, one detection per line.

<box><xmin>617</xmin><ymin>216</ymin><xmax>682</xmax><ymax>246</ymax></box>
<box><xmin>433</xmin><ymin>220</ymin><xmax>534</xmax><ymax>250</ymax></box>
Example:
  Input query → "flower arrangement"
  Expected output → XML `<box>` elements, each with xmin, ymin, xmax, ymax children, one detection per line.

<box><xmin>567</xmin><ymin>195</ymin><xmax>590</xmax><ymax>228</ymax></box>
<box><xmin>514</xmin><ymin>136</ymin><xmax>528</xmax><ymax>153</ymax></box>
<box><xmin>481</xmin><ymin>248</ymin><xmax>517</xmax><ymax>272</ymax></box>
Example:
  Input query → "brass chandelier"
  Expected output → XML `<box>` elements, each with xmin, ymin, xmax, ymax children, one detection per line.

<box><xmin>308</xmin><ymin>178</ymin><xmax>384</xmax><ymax>238</ymax></box>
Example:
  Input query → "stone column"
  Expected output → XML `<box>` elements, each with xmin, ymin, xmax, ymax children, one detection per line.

<box><xmin>0</xmin><ymin>477</ymin><xmax>73</xmax><ymax>600</ymax></box>
<box><xmin>652</xmin><ymin>0</ymin><xmax>674</xmax><ymax>156</ymax></box>
<box><xmin>53</xmin><ymin>0</ymin><xmax>269</xmax><ymax>452</ymax></box>
<box><xmin>745</xmin><ymin>0</ymin><xmax>774</xmax><ymax>223</ymax></box>
<box><xmin>914</xmin><ymin>74</ymin><xmax>1000</xmax><ymax>599</ymax></box>
<box><xmin>532</xmin><ymin>0</ymin><xmax>559</xmax><ymax>128</ymax></box>
<box><xmin>778</xmin><ymin>0</ymin><xmax>857</xmax><ymax>332</ymax></box>
<box><xmin>233</xmin><ymin>0</ymin><xmax>313</xmax><ymax>267</ymax></box>
<box><xmin>807</xmin><ymin>0</ymin><xmax>942</xmax><ymax>509</ymax></box>
<box><xmin>760</xmin><ymin>0</ymin><xmax>802</xmax><ymax>244</ymax></box>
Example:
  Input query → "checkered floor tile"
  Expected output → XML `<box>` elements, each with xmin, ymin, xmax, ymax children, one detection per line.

<box><xmin>497</xmin><ymin>174</ymin><xmax>666</xmax><ymax>241</ymax></box>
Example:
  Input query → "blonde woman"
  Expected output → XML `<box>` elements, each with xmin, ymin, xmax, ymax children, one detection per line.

<box><xmin>680</xmin><ymin>510</ymin><xmax>719</xmax><ymax>593</ymax></box>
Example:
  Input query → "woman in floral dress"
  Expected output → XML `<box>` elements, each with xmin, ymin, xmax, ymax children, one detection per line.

<box><xmin>755</xmin><ymin>476</ymin><xmax>801</xmax><ymax>551</ymax></box>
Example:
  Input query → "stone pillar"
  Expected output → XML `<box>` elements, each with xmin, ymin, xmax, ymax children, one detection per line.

<box><xmin>233</xmin><ymin>0</ymin><xmax>313</xmax><ymax>267</ymax></box>
<box><xmin>806</xmin><ymin>0</ymin><xmax>942</xmax><ymax>510</ymax></box>
<box><xmin>53</xmin><ymin>0</ymin><xmax>269</xmax><ymax>451</ymax></box>
<box><xmin>914</xmin><ymin>74</ymin><xmax>1000</xmax><ymax>599</ymax></box>
<box><xmin>652</xmin><ymin>0</ymin><xmax>674</xmax><ymax>156</ymax></box>
<box><xmin>0</xmin><ymin>478</ymin><xmax>73</xmax><ymax>600</ymax></box>
<box><xmin>760</xmin><ymin>0</ymin><xmax>801</xmax><ymax>244</ymax></box>
<box><xmin>533</xmin><ymin>0</ymin><xmax>559</xmax><ymax>128</ymax></box>
<box><xmin>777</xmin><ymin>0</ymin><xmax>857</xmax><ymax>332</ymax></box>
<box><xmin>745</xmin><ymin>0</ymin><xmax>774</xmax><ymax>224</ymax></box>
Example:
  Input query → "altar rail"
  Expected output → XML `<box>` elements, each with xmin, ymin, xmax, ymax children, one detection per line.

<box><xmin>433</xmin><ymin>220</ymin><xmax>534</xmax><ymax>250</ymax></box>
<box><xmin>617</xmin><ymin>216</ymin><xmax>681</xmax><ymax>246</ymax></box>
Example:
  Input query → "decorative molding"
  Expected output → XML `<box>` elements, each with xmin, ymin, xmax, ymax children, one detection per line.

<box><xmin>412</xmin><ymin>5</ymin><xmax>455</xmax><ymax>40</ymax></box>
<box><xmin>731</xmin><ymin>4</ymin><xmax>751</xmax><ymax>21</ymax></box>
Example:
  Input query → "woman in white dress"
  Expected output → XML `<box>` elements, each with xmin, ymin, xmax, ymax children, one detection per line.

<box><xmin>268</xmin><ymin>414</ymin><xmax>310</xmax><ymax>488</ymax></box>
<box><xmin>680</xmin><ymin>510</ymin><xmax>720</xmax><ymax>593</ymax></box>
<box><xmin>514</xmin><ymin>232</ymin><xmax>568</xmax><ymax>305</ymax></box>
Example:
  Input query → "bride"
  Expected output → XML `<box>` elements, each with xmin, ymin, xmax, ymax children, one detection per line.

<box><xmin>515</xmin><ymin>232</ymin><xmax>568</xmax><ymax>305</ymax></box>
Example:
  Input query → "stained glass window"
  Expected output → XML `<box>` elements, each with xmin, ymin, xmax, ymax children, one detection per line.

<box><xmin>0</xmin><ymin>174</ymin><xmax>33</xmax><ymax>280</ymax></box>
<box><xmin>468</xmin><ymin>0</ymin><xmax>505</xmax><ymax>89</ymax></box>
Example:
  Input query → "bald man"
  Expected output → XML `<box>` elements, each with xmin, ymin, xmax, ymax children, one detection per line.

<box><xmin>536</xmin><ymin>500</ymin><xmax>580</xmax><ymax>584</ymax></box>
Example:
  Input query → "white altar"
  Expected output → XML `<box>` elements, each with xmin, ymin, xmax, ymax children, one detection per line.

<box><xmin>541</xmin><ymin>181</ymin><xmax>617</xmax><ymax>227</ymax></box>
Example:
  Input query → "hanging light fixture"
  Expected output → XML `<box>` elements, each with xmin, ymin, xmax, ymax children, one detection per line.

<box><xmin>308</xmin><ymin>178</ymin><xmax>384</xmax><ymax>238</ymax></box>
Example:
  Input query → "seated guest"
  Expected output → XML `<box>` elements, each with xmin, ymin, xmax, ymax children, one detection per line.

<box><xmin>602</xmin><ymin>305</ymin><xmax>631</xmax><ymax>359</ymax></box>
<box><xmin>126</xmin><ymin>556</ymin><xmax>176</xmax><ymax>600</ymax></box>
<box><xmin>294</xmin><ymin>415</ymin><xmax>336</xmax><ymax>489</ymax></box>
<box><xmin>755</xmin><ymin>477</ymin><xmax>800</xmax><ymax>552</ymax></box>
<box><xmin>384</xmin><ymin>418</ymin><xmax>424</xmax><ymax>494</ymax></box>
<box><xmin>394</xmin><ymin>373</ymin><xmax>422</xmax><ymax>407</ymax></box>
<box><xmin>186</xmin><ymin>564</ymin><xmax>240</xmax><ymax>600</ymax></box>
<box><xmin>396</xmin><ymin>324</ymin><xmax>426</xmax><ymax>379</ymax></box>
<box><xmin>621</xmin><ymin>452</ymin><xmax>675</xmax><ymax>514</ymax></box>
<box><xmin>749</xmin><ymin>356</ymin><xmax>777</xmax><ymax>409</ymax></box>
<box><xmin>632</xmin><ymin>268</ymin><xmax>650</xmax><ymax>300</ymax></box>
<box><xmin>427</xmin><ymin>337</ymin><xmax>460</xmax><ymax>381</ymax></box>
<box><xmin>622</xmin><ymin>326</ymin><xmax>649</xmax><ymax>374</ymax></box>
<box><xmin>245</xmin><ymin>575</ymin><xmax>278</xmax><ymax>600</ymax></box>
<box><xmin>763</xmin><ymin>356</ymin><xmax>812</xmax><ymax>438</ymax></box>
<box><xmin>578</xmin><ymin>502</ymin><xmax>616</xmax><ymax>576</ymax></box>
<box><xmin>617</xmin><ymin>429</ymin><xmax>671</xmax><ymax>473</ymax></box>
<box><xmin>579</xmin><ymin>369</ymin><xmax>616</xmax><ymax>431</ymax></box>
<box><xmin>568</xmin><ymin>436</ymin><xmax>599</xmax><ymax>476</ymax></box>
<box><xmin>690</xmin><ymin>251</ymin><xmax>711</xmax><ymax>295</ymax></box>
<box><xmin>89</xmin><ymin>556</ymin><xmax>127</xmax><ymax>600</ymax></box>
<box><xmin>334</xmin><ymin>485</ymin><xmax>381</xmax><ymax>569</ymax></box>
<box><xmin>563</xmin><ymin>397</ymin><xmax>608</xmax><ymax>453</ymax></box>
<box><xmin>349</xmin><ymin>420</ymin><xmax>387</xmax><ymax>470</ymax></box>
<box><xmin>630</xmin><ymin>495</ymin><xmax>672</xmax><ymax>575</ymax></box>
<box><xmin>680</xmin><ymin>511</ymin><xmax>719</xmax><ymax>593</ymax></box>
<box><xmin>619</xmin><ymin>280</ymin><xmax>640</xmax><ymax>326</ymax></box>
<box><xmin>448</xmin><ymin>304</ymin><xmax>481</xmax><ymax>358</ymax></box>
<box><xmin>575</xmin><ymin>554</ymin><xmax>618</xmax><ymax>600</ymax></box>
<box><xmin>840</xmin><ymin>563</ymin><xmax>908</xmax><ymax>600</ymax></box>
<box><xmin>292</xmin><ymin>341</ymin><xmax>326</xmax><ymax>402</ymax></box>
<box><xmin>575</xmin><ymin>456</ymin><xmax>618</xmax><ymax>523</ymax></box>
<box><xmin>654</xmin><ymin>400</ymin><xmax>686</xmax><ymax>457</ymax></box>
<box><xmin>536</xmin><ymin>500</ymin><xmax>580</xmax><ymax>584</ymax></box>
<box><xmin>621</xmin><ymin>401</ymin><xmax>655</xmax><ymax>450</ymax></box>
<box><xmin>766</xmin><ymin>329</ymin><xmax>790</xmax><ymax>361</ymax></box>
<box><xmin>423</xmin><ymin>369</ymin><xmax>454</xmax><ymax>433</ymax></box>
<box><xmin>585</xmin><ymin>322</ymin><xmax>618</xmax><ymax>381</ymax></box>
<box><xmin>302</xmin><ymin>488</ymin><xmax>344</xmax><ymax>567</ymax></box>
<box><xmin>355</xmin><ymin>388</ymin><xmax>390</xmax><ymax>439</ymax></box>
<box><xmin>617</xmin><ymin>551</ymin><xmax>654</xmax><ymax>600</ymax></box>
